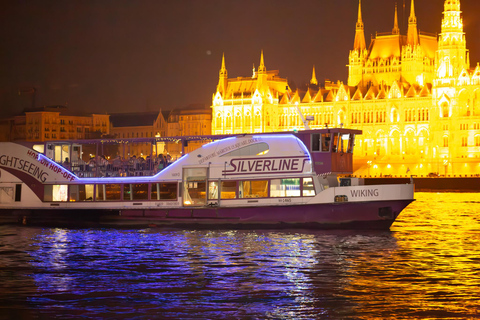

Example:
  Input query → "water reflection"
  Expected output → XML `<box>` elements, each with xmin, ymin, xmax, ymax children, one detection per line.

<box><xmin>0</xmin><ymin>193</ymin><xmax>479</xmax><ymax>319</ymax></box>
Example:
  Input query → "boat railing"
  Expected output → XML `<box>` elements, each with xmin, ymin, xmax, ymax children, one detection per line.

<box><xmin>60</xmin><ymin>159</ymin><xmax>173</xmax><ymax>178</ymax></box>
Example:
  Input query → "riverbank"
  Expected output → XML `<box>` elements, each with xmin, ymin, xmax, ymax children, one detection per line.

<box><xmin>364</xmin><ymin>177</ymin><xmax>480</xmax><ymax>192</ymax></box>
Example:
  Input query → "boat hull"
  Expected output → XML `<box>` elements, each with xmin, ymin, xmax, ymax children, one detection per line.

<box><xmin>0</xmin><ymin>199</ymin><xmax>413</xmax><ymax>230</ymax></box>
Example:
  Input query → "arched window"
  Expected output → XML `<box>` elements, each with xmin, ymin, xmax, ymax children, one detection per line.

<box><xmin>442</xmin><ymin>102</ymin><xmax>450</xmax><ymax>118</ymax></box>
<box><xmin>216</xmin><ymin>113</ymin><xmax>222</xmax><ymax>129</ymax></box>
<box><xmin>254</xmin><ymin>111</ymin><xmax>261</xmax><ymax>127</ymax></box>
<box><xmin>245</xmin><ymin>112</ymin><xmax>251</xmax><ymax>127</ymax></box>
<box><xmin>226</xmin><ymin>113</ymin><xmax>232</xmax><ymax>128</ymax></box>
<box><xmin>235</xmin><ymin>112</ymin><xmax>241</xmax><ymax>127</ymax></box>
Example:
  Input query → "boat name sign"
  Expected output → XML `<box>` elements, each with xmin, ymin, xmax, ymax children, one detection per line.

<box><xmin>222</xmin><ymin>156</ymin><xmax>309</xmax><ymax>176</ymax></box>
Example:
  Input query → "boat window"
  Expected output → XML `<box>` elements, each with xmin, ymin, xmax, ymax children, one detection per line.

<box><xmin>151</xmin><ymin>183</ymin><xmax>178</xmax><ymax>200</ymax></box>
<box><xmin>69</xmin><ymin>184</ymin><xmax>94</xmax><ymax>201</ymax></box>
<box><xmin>239</xmin><ymin>180</ymin><xmax>268</xmax><ymax>198</ymax></box>
<box><xmin>96</xmin><ymin>184</ymin><xmax>121</xmax><ymax>201</ymax></box>
<box><xmin>221</xmin><ymin>181</ymin><xmax>237</xmax><ymax>199</ymax></box>
<box><xmin>208</xmin><ymin>181</ymin><xmax>218</xmax><ymax>200</ymax></box>
<box><xmin>270</xmin><ymin>178</ymin><xmax>300</xmax><ymax>197</ymax></box>
<box><xmin>311</xmin><ymin>133</ymin><xmax>321</xmax><ymax>151</ymax></box>
<box><xmin>183</xmin><ymin>168</ymin><xmax>207</xmax><ymax>206</ymax></box>
<box><xmin>331</xmin><ymin>133</ymin><xmax>340</xmax><ymax>152</ymax></box>
<box><xmin>302</xmin><ymin>178</ymin><xmax>315</xmax><ymax>196</ymax></box>
<box><xmin>44</xmin><ymin>185</ymin><xmax>68</xmax><ymax>202</ymax></box>
<box><xmin>15</xmin><ymin>184</ymin><xmax>21</xmax><ymax>202</ymax></box>
<box><xmin>124</xmin><ymin>183</ymin><xmax>148</xmax><ymax>200</ymax></box>
<box><xmin>220</xmin><ymin>142</ymin><xmax>269</xmax><ymax>157</ymax></box>
<box><xmin>33</xmin><ymin>144</ymin><xmax>44</xmax><ymax>154</ymax></box>
<box><xmin>347</xmin><ymin>134</ymin><xmax>355</xmax><ymax>153</ymax></box>
<box><xmin>335</xmin><ymin>195</ymin><xmax>348</xmax><ymax>202</ymax></box>
<box><xmin>0</xmin><ymin>187</ymin><xmax>15</xmax><ymax>203</ymax></box>
<box><xmin>339</xmin><ymin>134</ymin><xmax>350</xmax><ymax>153</ymax></box>
<box><xmin>321</xmin><ymin>133</ymin><xmax>331</xmax><ymax>152</ymax></box>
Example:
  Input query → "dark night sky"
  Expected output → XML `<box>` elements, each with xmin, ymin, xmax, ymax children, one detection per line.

<box><xmin>1</xmin><ymin>0</ymin><xmax>480</xmax><ymax>117</ymax></box>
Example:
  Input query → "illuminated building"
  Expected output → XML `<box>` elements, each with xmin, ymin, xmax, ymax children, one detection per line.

<box><xmin>212</xmin><ymin>0</ymin><xmax>480</xmax><ymax>177</ymax></box>
<box><xmin>9</xmin><ymin>106</ymin><xmax>110</xmax><ymax>142</ymax></box>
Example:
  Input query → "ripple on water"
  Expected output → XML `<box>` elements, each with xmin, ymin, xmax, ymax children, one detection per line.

<box><xmin>0</xmin><ymin>193</ymin><xmax>480</xmax><ymax>319</ymax></box>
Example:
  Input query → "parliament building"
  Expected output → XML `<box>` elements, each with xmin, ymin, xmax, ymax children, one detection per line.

<box><xmin>211</xmin><ymin>0</ymin><xmax>480</xmax><ymax>177</ymax></box>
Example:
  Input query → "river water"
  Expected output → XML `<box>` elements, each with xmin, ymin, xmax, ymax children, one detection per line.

<box><xmin>1</xmin><ymin>192</ymin><xmax>480</xmax><ymax>319</ymax></box>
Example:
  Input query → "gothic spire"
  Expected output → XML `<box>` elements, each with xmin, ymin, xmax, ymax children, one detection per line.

<box><xmin>258</xmin><ymin>50</ymin><xmax>266</xmax><ymax>73</ymax></box>
<box><xmin>217</xmin><ymin>53</ymin><xmax>228</xmax><ymax>95</ymax></box>
<box><xmin>353</xmin><ymin>0</ymin><xmax>366</xmax><ymax>51</ymax></box>
<box><xmin>407</xmin><ymin>0</ymin><xmax>419</xmax><ymax>46</ymax></box>
<box><xmin>392</xmin><ymin>3</ymin><xmax>400</xmax><ymax>35</ymax></box>
<box><xmin>219</xmin><ymin>53</ymin><xmax>227</xmax><ymax>78</ymax></box>
<box><xmin>310</xmin><ymin>65</ymin><xmax>318</xmax><ymax>86</ymax></box>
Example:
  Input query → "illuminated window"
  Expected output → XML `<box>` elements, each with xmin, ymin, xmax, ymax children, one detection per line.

<box><xmin>69</xmin><ymin>184</ymin><xmax>94</xmax><ymax>201</ymax></box>
<box><xmin>151</xmin><ymin>183</ymin><xmax>177</xmax><ymax>200</ymax></box>
<box><xmin>226</xmin><ymin>113</ymin><xmax>232</xmax><ymax>128</ymax></box>
<box><xmin>216</xmin><ymin>113</ymin><xmax>222</xmax><ymax>129</ymax></box>
<box><xmin>124</xmin><ymin>183</ymin><xmax>148</xmax><ymax>200</ymax></box>
<box><xmin>302</xmin><ymin>177</ymin><xmax>315</xmax><ymax>196</ymax></box>
<box><xmin>475</xmin><ymin>135</ymin><xmax>480</xmax><ymax>147</ymax></box>
<box><xmin>270</xmin><ymin>178</ymin><xmax>300</xmax><ymax>197</ymax></box>
<box><xmin>462</xmin><ymin>137</ymin><xmax>468</xmax><ymax>147</ymax></box>
<box><xmin>443</xmin><ymin>136</ymin><xmax>449</xmax><ymax>148</ymax></box>
<box><xmin>208</xmin><ymin>181</ymin><xmax>218</xmax><ymax>200</ymax></box>
<box><xmin>239</xmin><ymin>180</ymin><xmax>268</xmax><ymax>198</ymax></box>
<box><xmin>44</xmin><ymin>185</ymin><xmax>68</xmax><ymax>202</ymax></box>
<box><xmin>254</xmin><ymin>112</ymin><xmax>261</xmax><ymax>127</ymax></box>
<box><xmin>245</xmin><ymin>112</ymin><xmax>251</xmax><ymax>127</ymax></box>
<box><xmin>96</xmin><ymin>184</ymin><xmax>121</xmax><ymax>201</ymax></box>
<box><xmin>235</xmin><ymin>113</ymin><xmax>241</xmax><ymax>127</ymax></box>
<box><xmin>442</xmin><ymin>103</ymin><xmax>450</xmax><ymax>118</ymax></box>
<box><xmin>220</xmin><ymin>181</ymin><xmax>237</xmax><ymax>199</ymax></box>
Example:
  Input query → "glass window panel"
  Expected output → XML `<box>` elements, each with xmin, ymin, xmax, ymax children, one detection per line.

<box><xmin>270</xmin><ymin>179</ymin><xmax>300</xmax><ymax>197</ymax></box>
<box><xmin>220</xmin><ymin>143</ymin><xmax>269</xmax><ymax>157</ymax></box>
<box><xmin>302</xmin><ymin>177</ymin><xmax>315</xmax><ymax>197</ymax></box>
<box><xmin>96</xmin><ymin>185</ymin><xmax>105</xmax><ymax>201</ymax></box>
<box><xmin>208</xmin><ymin>181</ymin><xmax>218</xmax><ymax>200</ymax></box>
<box><xmin>96</xmin><ymin>184</ymin><xmax>120</xmax><ymax>201</ymax></box>
<box><xmin>123</xmin><ymin>184</ymin><xmax>132</xmax><ymax>200</ymax></box>
<box><xmin>159</xmin><ymin>183</ymin><xmax>177</xmax><ymax>200</ymax></box>
<box><xmin>105</xmin><ymin>184</ymin><xmax>121</xmax><ymax>201</ymax></box>
<box><xmin>239</xmin><ymin>180</ymin><xmax>268</xmax><ymax>198</ymax></box>
<box><xmin>150</xmin><ymin>183</ymin><xmax>159</xmax><ymax>200</ymax></box>
<box><xmin>44</xmin><ymin>185</ymin><xmax>68</xmax><ymax>202</ymax></box>
<box><xmin>311</xmin><ymin>133</ymin><xmax>320</xmax><ymax>151</ymax></box>
<box><xmin>131</xmin><ymin>184</ymin><xmax>148</xmax><ymax>200</ymax></box>
<box><xmin>221</xmin><ymin>181</ymin><xmax>237</xmax><ymax>199</ymax></box>
<box><xmin>321</xmin><ymin>133</ymin><xmax>331</xmax><ymax>152</ymax></box>
<box><xmin>69</xmin><ymin>184</ymin><xmax>94</xmax><ymax>201</ymax></box>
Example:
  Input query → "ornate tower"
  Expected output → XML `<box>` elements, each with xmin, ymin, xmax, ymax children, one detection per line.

<box><xmin>348</xmin><ymin>0</ymin><xmax>367</xmax><ymax>87</ymax></box>
<box><xmin>407</xmin><ymin>0</ymin><xmax>419</xmax><ymax>46</ymax></box>
<box><xmin>436</xmin><ymin>0</ymin><xmax>469</xmax><ymax>80</ymax></box>
<box><xmin>353</xmin><ymin>0</ymin><xmax>366</xmax><ymax>51</ymax></box>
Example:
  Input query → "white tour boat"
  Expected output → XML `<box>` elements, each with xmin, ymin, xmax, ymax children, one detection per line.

<box><xmin>0</xmin><ymin>129</ymin><xmax>414</xmax><ymax>229</ymax></box>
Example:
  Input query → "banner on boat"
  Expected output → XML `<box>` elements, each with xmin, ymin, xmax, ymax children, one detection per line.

<box><xmin>0</xmin><ymin>144</ymin><xmax>77</xmax><ymax>183</ymax></box>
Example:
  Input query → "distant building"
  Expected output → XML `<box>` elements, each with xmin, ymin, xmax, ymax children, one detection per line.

<box><xmin>109</xmin><ymin>105</ymin><xmax>211</xmax><ymax>159</ymax></box>
<box><xmin>163</xmin><ymin>104</ymin><xmax>212</xmax><ymax>158</ymax></box>
<box><xmin>212</xmin><ymin>0</ymin><xmax>480</xmax><ymax>178</ymax></box>
<box><xmin>2</xmin><ymin>105</ymin><xmax>110</xmax><ymax>142</ymax></box>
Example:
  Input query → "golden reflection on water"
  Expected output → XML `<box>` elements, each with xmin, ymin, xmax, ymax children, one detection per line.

<box><xmin>346</xmin><ymin>193</ymin><xmax>480</xmax><ymax>319</ymax></box>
